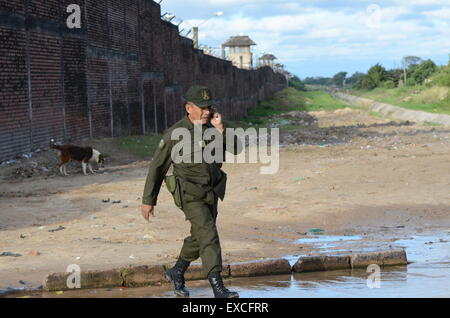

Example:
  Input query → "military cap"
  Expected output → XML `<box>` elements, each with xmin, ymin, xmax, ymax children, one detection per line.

<box><xmin>184</xmin><ymin>85</ymin><xmax>215</xmax><ymax>108</ymax></box>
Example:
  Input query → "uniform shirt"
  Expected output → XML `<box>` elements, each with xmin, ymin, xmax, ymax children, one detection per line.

<box><xmin>142</xmin><ymin>115</ymin><xmax>242</xmax><ymax>206</ymax></box>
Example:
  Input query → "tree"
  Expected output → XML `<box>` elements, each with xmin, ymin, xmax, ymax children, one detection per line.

<box><xmin>289</xmin><ymin>75</ymin><xmax>306</xmax><ymax>91</ymax></box>
<box><xmin>401</xmin><ymin>56</ymin><xmax>422</xmax><ymax>83</ymax></box>
<box><xmin>385</xmin><ymin>69</ymin><xmax>403</xmax><ymax>87</ymax></box>
<box><xmin>407</xmin><ymin>59</ymin><xmax>438</xmax><ymax>85</ymax></box>
<box><xmin>331</xmin><ymin>72</ymin><xmax>347</xmax><ymax>87</ymax></box>
<box><xmin>303</xmin><ymin>76</ymin><xmax>331</xmax><ymax>86</ymax></box>
<box><xmin>360</xmin><ymin>63</ymin><xmax>387</xmax><ymax>89</ymax></box>
<box><xmin>347</xmin><ymin>72</ymin><xmax>366</xmax><ymax>88</ymax></box>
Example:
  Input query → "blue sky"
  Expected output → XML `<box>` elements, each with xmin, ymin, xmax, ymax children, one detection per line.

<box><xmin>159</xmin><ymin>0</ymin><xmax>450</xmax><ymax>79</ymax></box>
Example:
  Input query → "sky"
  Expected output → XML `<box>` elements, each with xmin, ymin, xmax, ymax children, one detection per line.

<box><xmin>159</xmin><ymin>0</ymin><xmax>450</xmax><ymax>79</ymax></box>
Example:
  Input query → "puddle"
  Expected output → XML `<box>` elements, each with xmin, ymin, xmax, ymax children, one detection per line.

<box><xmin>295</xmin><ymin>235</ymin><xmax>363</xmax><ymax>249</ymax></box>
<box><xmin>4</xmin><ymin>231</ymin><xmax>450</xmax><ymax>298</ymax></box>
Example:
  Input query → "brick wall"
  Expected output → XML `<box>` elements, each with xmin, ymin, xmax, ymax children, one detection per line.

<box><xmin>0</xmin><ymin>0</ymin><xmax>287</xmax><ymax>162</ymax></box>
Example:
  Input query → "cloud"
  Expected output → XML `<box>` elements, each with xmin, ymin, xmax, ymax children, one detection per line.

<box><xmin>162</xmin><ymin>0</ymin><xmax>449</xmax><ymax>76</ymax></box>
<box><xmin>422</xmin><ymin>8</ymin><xmax>450</xmax><ymax>19</ymax></box>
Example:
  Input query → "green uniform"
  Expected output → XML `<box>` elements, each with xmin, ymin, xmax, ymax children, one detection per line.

<box><xmin>142</xmin><ymin>115</ymin><xmax>241</xmax><ymax>277</ymax></box>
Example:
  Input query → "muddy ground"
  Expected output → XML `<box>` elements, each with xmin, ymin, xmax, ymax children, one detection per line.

<box><xmin>1</xmin><ymin>106</ymin><xmax>449</xmax><ymax>292</ymax></box>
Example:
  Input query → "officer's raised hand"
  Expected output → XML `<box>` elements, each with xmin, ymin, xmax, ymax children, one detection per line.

<box><xmin>210</xmin><ymin>107</ymin><xmax>224</xmax><ymax>133</ymax></box>
<box><xmin>141</xmin><ymin>204</ymin><xmax>154</xmax><ymax>221</ymax></box>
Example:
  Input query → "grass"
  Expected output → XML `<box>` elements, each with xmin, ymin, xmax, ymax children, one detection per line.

<box><xmin>423</xmin><ymin>121</ymin><xmax>443</xmax><ymax>127</ymax></box>
<box><xmin>112</xmin><ymin>88</ymin><xmax>351</xmax><ymax>157</ymax></box>
<box><xmin>302</xmin><ymin>90</ymin><xmax>354</xmax><ymax>112</ymax></box>
<box><xmin>352</xmin><ymin>86</ymin><xmax>450</xmax><ymax>115</ymax></box>
<box><xmin>368</xmin><ymin>111</ymin><xmax>384</xmax><ymax>118</ymax></box>
<box><xmin>242</xmin><ymin>87</ymin><xmax>351</xmax><ymax>127</ymax></box>
<box><xmin>113</xmin><ymin>134</ymin><xmax>162</xmax><ymax>158</ymax></box>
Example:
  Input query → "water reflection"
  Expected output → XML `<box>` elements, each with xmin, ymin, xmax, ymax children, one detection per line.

<box><xmin>6</xmin><ymin>231</ymin><xmax>450</xmax><ymax>298</ymax></box>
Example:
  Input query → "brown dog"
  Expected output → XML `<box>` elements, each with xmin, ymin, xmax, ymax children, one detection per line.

<box><xmin>49</xmin><ymin>139</ymin><xmax>104</xmax><ymax>176</ymax></box>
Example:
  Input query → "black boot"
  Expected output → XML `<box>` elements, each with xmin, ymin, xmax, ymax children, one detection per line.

<box><xmin>165</xmin><ymin>258</ymin><xmax>190</xmax><ymax>297</ymax></box>
<box><xmin>208</xmin><ymin>272</ymin><xmax>239</xmax><ymax>298</ymax></box>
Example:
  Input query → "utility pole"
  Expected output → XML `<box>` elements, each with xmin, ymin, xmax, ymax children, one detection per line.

<box><xmin>193</xmin><ymin>27</ymin><xmax>199</xmax><ymax>49</ymax></box>
<box><xmin>185</xmin><ymin>12</ymin><xmax>222</xmax><ymax>50</ymax></box>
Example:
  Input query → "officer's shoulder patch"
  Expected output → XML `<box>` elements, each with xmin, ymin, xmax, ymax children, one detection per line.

<box><xmin>158</xmin><ymin>139</ymin><xmax>165</xmax><ymax>149</ymax></box>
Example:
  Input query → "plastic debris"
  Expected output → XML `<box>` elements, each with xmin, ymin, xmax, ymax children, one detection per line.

<box><xmin>90</xmin><ymin>215</ymin><xmax>97</xmax><ymax>220</ymax></box>
<box><xmin>48</xmin><ymin>226</ymin><xmax>65</xmax><ymax>233</ymax></box>
<box><xmin>0</xmin><ymin>252</ymin><xmax>22</xmax><ymax>257</ymax></box>
<box><xmin>308</xmin><ymin>228</ymin><xmax>325</xmax><ymax>234</ymax></box>
<box><xmin>55</xmin><ymin>291</ymin><xmax>64</xmax><ymax>295</ymax></box>
<box><xmin>102</xmin><ymin>198</ymin><xmax>110</xmax><ymax>203</ymax></box>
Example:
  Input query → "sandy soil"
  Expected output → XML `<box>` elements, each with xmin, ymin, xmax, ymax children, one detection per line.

<box><xmin>1</xmin><ymin>107</ymin><xmax>449</xmax><ymax>290</ymax></box>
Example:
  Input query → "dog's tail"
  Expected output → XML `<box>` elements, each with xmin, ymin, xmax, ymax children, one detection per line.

<box><xmin>49</xmin><ymin>139</ymin><xmax>61</xmax><ymax>150</ymax></box>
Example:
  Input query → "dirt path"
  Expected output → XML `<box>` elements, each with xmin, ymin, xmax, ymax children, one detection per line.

<box><xmin>1</xmin><ymin>107</ymin><xmax>449</xmax><ymax>291</ymax></box>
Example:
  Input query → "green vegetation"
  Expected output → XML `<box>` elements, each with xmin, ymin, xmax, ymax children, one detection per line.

<box><xmin>424</xmin><ymin>121</ymin><xmax>443</xmax><ymax>127</ymax></box>
<box><xmin>113</xmin><ymin>86</ymin><xmax>352</xmax><ymax>157</ymax></box>
<box><xmin>113</xmin><ymin>134</ymin><xmax>162</xmax><ymax>158</ymax></box>
<box><xmin>243</xmin><ymin>87</ymin><xmax>305</xmax><ymax>124</ymax></box>
<box><xmin>368</xmin><ymin>111</ymin><xmax>384</xmax><ymax>118</ymax></box>
<box><xmin>242</xmin><ymin>87</ymin><xmax>351</xmax><ymax>127</ymax></box>
<box><xmin>288</xmin><ymin>75</ymin><xmax>306</xmax><ymax>91</ymax></box>
<box><xmin>345</xmin><ymin>56</ymin><xmax>450</xmax><ymax>115</ymax></box>
<box><xmin>352</xmin><ymin>85</ymin><xmax>450</xmax><ymax>115</ymax></box>
<box><xmin>302</xmin><ymin>90</ymin><xmax>352</xmax><ymax>111</ymax></box>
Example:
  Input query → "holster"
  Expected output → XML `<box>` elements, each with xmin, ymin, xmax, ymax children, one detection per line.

<box><xmin>213</xmin><ymin>171</ymin><xmax>227</xmax><ymax>201</ymax></box>
<box><xmin>164</xmin><ymin>175</ymin><xmax>183</xmax><ymax>209</ymax></box>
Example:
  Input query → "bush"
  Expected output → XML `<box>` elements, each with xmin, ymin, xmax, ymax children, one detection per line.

<box><xmin>407</xmin><ymin>59</ymin><xmax>438</xmax><ymax>85</ymax></box>
<box><xmin>360</xmin><ymin>63</ymin><xmax>387</xmax><ymax>89</ymax></box>
<box><xmin>431</xmin><ymin>66</ymin><xmax>450</xmax><ymax>87</ymax></box>
<box><xmin>289</xmin><ymin>76</ymin><xmax>306</xmax><ymax>91</ymax></box>
<box><xmin>405</xmin><ymin>77</ymin><xmax>417</xmax><ymax>87</ymax></box>
<box><xmin>382</xmin><ymin>80</ymin><xmax>396</xmax><ymax>89</ymax></box>
<box><xmin>360</xmin><ymin>76</ymin><xmax>377</xmax><ymax>89</ymax></box>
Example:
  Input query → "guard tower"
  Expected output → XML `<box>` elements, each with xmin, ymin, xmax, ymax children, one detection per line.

<box><xmin>258</xmin><ymin>54</ymin><xmax>277</xmax><ymax>69</ymax></box>
<box><xmin>221</xmin><ymin>35</ymin><xmax>256</xmax><ymax>70</ymax></box>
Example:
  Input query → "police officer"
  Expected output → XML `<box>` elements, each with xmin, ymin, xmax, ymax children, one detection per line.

<box><xmin>141</xmin><ymin>86</ymin><xmax>242</xmax><ymax>298</ymax></box>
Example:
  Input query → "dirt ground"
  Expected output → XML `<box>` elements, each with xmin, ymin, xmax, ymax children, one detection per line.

<box><xmin>1</xmin><ymin>107</ymin><xmax>449</xmax><ymax>291</ymax></box>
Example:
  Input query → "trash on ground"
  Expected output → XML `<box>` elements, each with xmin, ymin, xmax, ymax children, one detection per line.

<box><xmin>48</xmin><ymin>226</ymin><xmax>65</xmax><ymax>233</ymax></box>
<box><xmin>308</xmin><ymin>228</ymin><xmax>325</xmax><ymax>234</ymax></box>
<box><xmin>0</xmin><ymin>252</ymin><xmax>22</xmax><ymax>257</ymax></box>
